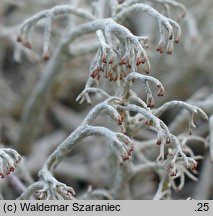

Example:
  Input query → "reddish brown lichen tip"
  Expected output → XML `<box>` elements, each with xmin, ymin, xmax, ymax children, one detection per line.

<box><xmin>157</xmin><ymin>87</ymin><xmax>164</xmax><ymax>97</ymax></box>
<box><xmin>156</xmin><ymin>139</ymin><xmax>162</xmax><ymax>145</ymax></box>
<box><xmin>16</xmin><ymin>35</ymin><xmax>22</xmax><ymax>42</ymax></box>
<box><xmin>42</xmin><ymin>51</ymin><xmax>50</xmax><ymax>60</ymax></box>
<box><xmin>23</xmin><ymin>42</ymin><xmax>32</xmax><ymax>49</ymax></box>
<box><xmin>175</xmin><ymin>38</ymin><xmax>180</xmax><ymax>44</ymax></box>
<box><xmin>170</xmin><ymin>172</ymin><xmax>176</xmax><ymax>177</ymax></box>
<box><xmin>147</xmin><ymin>100</ymin><xmax>155</xmax><ymax>108</ymax></box>
<box><xmin>167</xmin><ymin>50</ymin><xmax>172</xmax><ymax>55</ymax></box>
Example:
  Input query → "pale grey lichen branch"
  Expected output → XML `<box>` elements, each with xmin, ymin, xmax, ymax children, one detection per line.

<box><xmin>96</xmin><ymin>29</ymin><xmax>117</xmax><ymax>65</ymax></box>
<box><xmin>84</xmin><ymin>125</ymin><xmax>134</xmax><ymax>163</ymax></box>
<box><xmin>135</xmin><ymin>134</ymin><xmax>199</xmax><ymax>191</ymax></box>
<box><xmin>82</xmin><ymin>97</ymin><xmax>122</xmax><ymax>125</ymax></box>
<box><xmin>170</xmin><ymin>159</ymin><xmax>198</xmax><ymax>192</ymax></box>
<box><xmin>165</xmin><ymin>135</ymin><xmax>198</xmax><ymax>178</ymax></box>
<box><xmin>154</xmin><ymin>100</ymin><xmax>208</xmax><ymax>134</ymax></box>
<box><xmin>136</xmin><ymin>131</ymin><xmax>205</xmax><ymax>195</ymax></box>
<box><xmin>76</xmin><ymin>87</ymin><xmax>110</xmax><ymax>105</ymax></box>
<box><xmin>117</xmin><ymin>104</ymin><xmax>169</xmax><ymax>144</ymax></box>
<box><xmin>153</xmin><ymin>174</ymin><xmax>169</xmax><ymax>200</ymax></box>
<box><xmin>168</xmin><ymin>95</ymin><xmax>213</xmax><ymax>133</ymax></box>
<box><xmin>90</xmin><ymin>19</ymin><xmax>151</xmax><ymax>80</ymax></box>
<box><xmin>18</xmin><ymin>181</ymin><xmax>44</xmax><ymax>200</ymax></box>
<box><xmin>117</xmin><ymin>0</ymin><xmax>187</xmax><ymax>20</ymax></box>
<box><xmin>17</xmin><ymin>5</ymin><xmax>96</xmax><ymax>59</ymax></box>
<box><xmin>122</xmin><ymin>72</ymin><xmax>165</xmax><ymax>107</ymax></box>
<box><xmin>115</xmin><ymin>3</ymin><xmax>181</xmax><ymax>54</ymax></box>
<box><xmin>128</xmin><ymin>90</ymin><xmax>148</xmax><ymax>108</ymax></box>
<box><xmin>179</xmin><ymin>134</ymin><xmax>208</xmax><ymax>151</ymax></box>
<box><xmin>0</xmin><ymin>148</ymin><xmax>21</xmax><ymax>179</ymax></box>
<box><xmin>42</xmin><ymin>15</ymin><xmax>53</xmax><ymax>60</ymax></box>
<box><xmin>19</xmin><ymin>98</ymin><xmax>134</xmax><ymax>199</ymax></box>
<box><xmin>168</xmin><ymin>145</ymin><xmax>203</xmax><ymax>193</ymax></box>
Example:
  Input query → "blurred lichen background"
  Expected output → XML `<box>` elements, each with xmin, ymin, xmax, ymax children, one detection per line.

<box><xmin>0</xmin><ymin>0</ymin><xmax>212</xmax><ymax>200</ymax></box>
